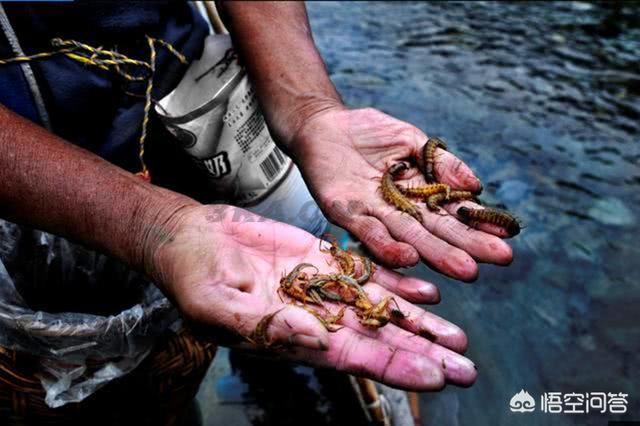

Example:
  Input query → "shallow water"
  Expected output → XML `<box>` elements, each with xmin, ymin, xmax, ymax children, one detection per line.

<box><xmin>306</xmin><ymin>2</ymin><xmax>639</xmax><ymax>425</ymax></box>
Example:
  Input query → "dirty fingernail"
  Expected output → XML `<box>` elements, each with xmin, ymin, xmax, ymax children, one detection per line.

<box><xmin>401</xmin><ymin>248</ymin><xmax>419</xmax><ymax>266</ymax></box>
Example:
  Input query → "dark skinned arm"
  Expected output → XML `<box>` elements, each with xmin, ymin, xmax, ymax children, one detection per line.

<box><xmin>217</xmin><ymin>1</ymin><xmax>512</xmax><ymax>278</ymax></box>
<box><xmin>0</xmin><ymin>104</ymin><xmax>198</xmax><ymax>281</ymax></box>
<box><xmin>217</xmin><ymin>1</ymin><xmax>344</xmax><ymax>149</ymax></box>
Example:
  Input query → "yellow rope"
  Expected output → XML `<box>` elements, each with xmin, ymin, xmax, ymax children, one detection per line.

<box><xmin>0</xmin><ymin>36</ymin><xmax>188</xmax><ymax>181</ymax></box>
<box><xmin>136</xmin><ymin>36</ymin><xmax>156</xmax><ymax>181</ymax></box>
<box><xmin>53</xmin><ymin>38</ymin><xmax>152</xmax><ymax>81</ymax></box>
<box><xmin>0</xmin><ymin>48</ymin><xmax>74</xmax><ymax>65</ymax></box>
<box><xmin>152</xmin><ymin>38</ymin><xmax>187</xmax><ymax>64</ymax></box>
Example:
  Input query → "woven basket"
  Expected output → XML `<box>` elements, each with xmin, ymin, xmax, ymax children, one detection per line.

<box><xmin>0</xmin><ymin>328</ymin><xmax>216</xmax><ymax>426</ymax></box>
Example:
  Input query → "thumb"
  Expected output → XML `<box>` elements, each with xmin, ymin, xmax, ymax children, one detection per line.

<box><xmin>404</xmin><ymin>126</ymin><xmax>481</xmax><ymax>192</ymax></box>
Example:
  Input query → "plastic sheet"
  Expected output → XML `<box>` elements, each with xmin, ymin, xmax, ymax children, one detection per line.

<box><xmin>0</xmin><ymin>219</ymin><xmax>179</xmax><ymax>408</ymax></box>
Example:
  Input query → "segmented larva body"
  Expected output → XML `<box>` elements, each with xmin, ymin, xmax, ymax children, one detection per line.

<box><xmin>248</xmin><ymin>309</ymin><xmax>283</xmax><ymax>348</ymax></box>
<box><xmin>449</xmin><ymin>190</ymin><xmax>475</xmax><ymax>201</ymax></box>
<box><xmin>457</xmin><ymin>206</ymin><xmax>521</xmax><ymax>236</ymax></box>
<box><xmin>426</xmin><ymin>190</ymin><xmax>475</xmax><ymax>211</ymax></box>
<box><xmin>355</xmin><ymin>255</ymin><xmax>376</xmax><ymax>284</ymax></box>
<box><xmin>381</xmin><ymin>162</ymin><xmax>422</xmax><ymax>223</ymax></box>
<box><xmin>399</xmin><ymin>183</ymin><xmax>451</xmax><ymax>199</ymax></box>
<box><xmin>320</xmin><ymin>234</ymin><xmax>355</xmax><ymax>276</ymax></box>
<box><xmin>419</xmin><ymin>137</ymin><xmax>447</xmax><ymax>182</ymax></box>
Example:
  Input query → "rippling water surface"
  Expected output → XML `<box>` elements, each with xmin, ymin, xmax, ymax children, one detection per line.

<box><xmin>306</xmin><ymin>2</ymin><xmax>639</xmax><ymax>425</ymax></box>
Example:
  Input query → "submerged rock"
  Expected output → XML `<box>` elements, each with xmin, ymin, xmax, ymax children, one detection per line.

<box><xmin>484</xmin><ymin>79</ymin><xmax>511</xmax><ymax>92</ymax></box>
<box><xmin>587</xmin><ymin>197</ymin><xmax>635</xmax><ymax>226</ymax></box>
<box><xmin>497</xmin><ymin>179</ymin><xmax>530</xmax><ymax>204</ymax></box>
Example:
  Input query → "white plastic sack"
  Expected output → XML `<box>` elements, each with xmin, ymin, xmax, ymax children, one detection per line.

<box><xmin>0</xmin><ymin>219</ymin><xmax>179</xmax><ymax>408</ymax></box>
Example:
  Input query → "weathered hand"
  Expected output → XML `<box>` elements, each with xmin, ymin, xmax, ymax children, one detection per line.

<box><xmin>151</xmin><ymin>205</ymin><xmax>477</xmax><ymax>391</ymax></box>
<box><xmin>290</xmin><ymin>107</ymin><xmax>513</xmax><ymax>281</ymax></box>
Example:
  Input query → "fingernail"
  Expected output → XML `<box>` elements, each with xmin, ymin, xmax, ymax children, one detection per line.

<box><xmin>289</xmin><ymin>333</ymin><xmax>329</xmax><ymax>351</ymax></box>
<box><xmin>443</xmin><ymin>355</ymin><xmax>475</xmax><ymax>375</ymax></box>
<box><xmin>440</xmin><ymin>323</ymin><xmax>465</xmax><ymax>338</ymax></box>
<box><xmin>401</xmin><ymin>249</ymin><xmax>419</xmax><ymax>266</ymax></box>
<box><xmin>417</xmin><ymin>284</ymin><xmax>436</xmax><ymax>299</ymax></box>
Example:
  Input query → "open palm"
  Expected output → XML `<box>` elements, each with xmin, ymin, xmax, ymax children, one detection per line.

<box><xmin>291</xmin><ymin>107</ymin><xmax>513</xmax><ymax>281</ymax></box>
<box><xmin>152</xmin><ymin>205</ymin><xmax>477</xmax><ymax>391</ymax></box>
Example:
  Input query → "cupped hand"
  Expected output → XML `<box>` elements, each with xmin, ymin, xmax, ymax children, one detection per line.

<box><xmin>150</xmin><ymin>205</ymin><xmax>477</xmax><ymax>391</ymax></box>
<box><xmin>290</xmin><ymin>107</ymin><xmax>513</xmax><ymax>281</ymax></box>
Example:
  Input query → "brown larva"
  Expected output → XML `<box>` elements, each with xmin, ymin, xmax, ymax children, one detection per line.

<box><xmin>456</xmin><ymin>206</ymin><xmax>521</xmax><ymax>237</ymax></box>
<box><xmin>426</xmin><ymin>190</ymin><xmax>475</xmax><ymax>211</ymax></box>
<box><xmin>399</xmin><ymin>183</ymin><xmax>451</xmax><ymax>200</ymax></box>
<box><xmin>418</xmin><ymin>136</ymin><xmax>447</xmax><ymax>182</ymax></box>
<box><xmin>380</xmin><ymin>162</ymin><xmax>422</xmax><ymax>223</ymax></box>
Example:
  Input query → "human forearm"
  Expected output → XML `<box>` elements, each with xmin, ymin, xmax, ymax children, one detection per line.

<box><xmin>216</xmin><ymin>1</ymin><xmax>511</xmax><ymax>277</ymax></box>
<box><xmin>218</xmin><ymin>1</ymin><xmax>343</xmax><ymax>151</ymax></box>
<box><xmin>0</xmin><ymin>105</ymin><xmax>199</xmax><ymax>282</ymax></box>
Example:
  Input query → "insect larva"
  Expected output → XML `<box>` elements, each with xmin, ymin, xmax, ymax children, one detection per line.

<box><xmin>449</xmin><ymin>190</ymin><xmax>475</xmax><ymax>201</ymax></box>
<box><xmin>456</xmin><ymin>206</ymin><xmax>521</xmax><ymax>236</ymax></box>
<box><xmin>304</xmin><ymin>305</ymin><xmax>345</xmax><ymax>332</ymax></box>
<box><xmin>425</xmin><ymin>190</ymin><xmax>475</xmax><ymax>211</ymax></box>
<box><xmin>355</xmin><ymin>255</ymin><xmax>376</xmax><ymax>284</ymax></box>
<box><xmin>320</xmin><ymin>233</ymin><xmax>355</xmax><ymax>276</ymax></box>
<box><xmin>426</xmin><ymin>193</ymin><xmax>444</xmax><ymax>211</ymax></box>
<box><xmin>380</xmin><ymin>162</ymin><xmax>422</xmax><ymax>223</ymax></box>
<box><xmin>399</xmin><ymin>183</ymin><xmax>451</xmax><ymax>199</ymax></box>
<box><xmin>418</xmin><ymin>136</ymin><xmax>447</xmax><ymax>182</ymax></box>
<box><xmin>247</xmin><ymin>308</ymin><xmax>284</xmax><ymax>348</ymax></box>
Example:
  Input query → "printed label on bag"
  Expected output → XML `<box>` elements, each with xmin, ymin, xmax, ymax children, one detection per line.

<box><xmin>156</xmin><ymin>34</ymin><xmax>291</xmax><ymax>205</ymax></box>
<box><xmin>201</xmin><ymin>151</ymin><xmax>231</xmax><ymax>178</ymax></box>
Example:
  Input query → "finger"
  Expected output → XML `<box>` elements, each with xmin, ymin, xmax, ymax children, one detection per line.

<box><xmin>330</xmin><ymin>208</ymin><xmax>420</xmax><ymax>268</ymax></box>
<box><xmin>262</xmin><ymin>305</ymin><xmax>331</xmax><ymax>350</ymax></box>
<box><xmin>337</xmin><ymin>308</ymin><xmax>477</xmax><ymax>387</ymax></box>
<box><xmin>392</xmin><ymin>175</ymin><xmax>512</xmax><ymax>245</ymax></box>
<box><xmin>288</xmin><ymin>328</ymin><xmax>446</xmax><ymax>391</ymax></box>
<box><xmin>419</xmin><ymin>207</ymin><xmax>513</xmax><ymax>265</ymax></box>
<box><xmin>199</xmin><ymin>288</ymin><xmax>330</xmax><ymax>351</ymax></box>
<box><xmin>372</xmin><ymin>266</ymin><xmax>440</xmax><ymax>304</ymax></box>
<box><xmin>370</xmin><ymin>203</ymin><xmax>479</xmax><ymax>282</ymax></box>
<box><xmin>406</xmin><ymin>128</ymin><xmax>481</xmax><ymax>192</ymax></box>
<box><xmin>444</xmin><ymin>200</ymin><xmax>513</xmax><ymax>238</ymax></box>
<box><xmin>432</xmin><ymin>149</ymin><xmax>482</xmax><ymax>193</ymax></box>
<box><xmin>362</xmin><ymin>283</ymin><xmax>468</xmax><ymax>353</ymax></box>
<box><xmin>389</xmin><ymin>178</ymin><xmax>512</xmax><ymax>260</ymax></box>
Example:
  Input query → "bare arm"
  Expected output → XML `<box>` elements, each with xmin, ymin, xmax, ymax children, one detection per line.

<box><xmin>218</xmin><ymin>1</ymin><xmax>344</xmax><ymax>150</ymax></box>
<box><xmin>217</xmin><ymin>1</ymin><xmax>512</xmax><ymax>277</ymax></box>
<box><xmin>0</xmin><ymin>104</ymin><xmax>198</xmax><ymax>280</ymax></box>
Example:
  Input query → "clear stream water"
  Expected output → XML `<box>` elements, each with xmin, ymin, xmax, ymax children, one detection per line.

<box><xmin>199</xmin><ymin>2</ymin><xmax>639</xmax><ymax>426</ymax></box>
<box><xmin>307</xmin><ymin>2</ymin><xmax>640</xmax><ymax>425</ymax></box>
